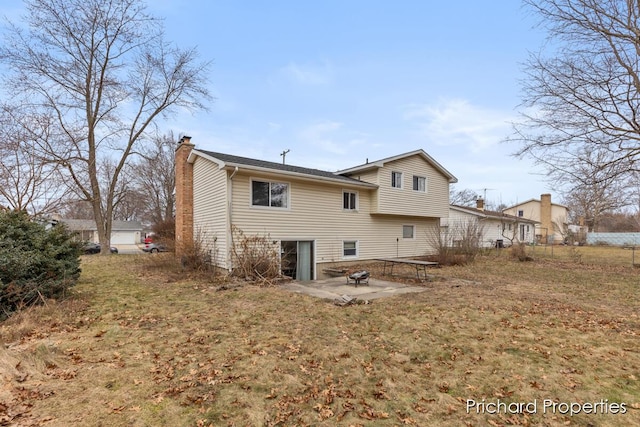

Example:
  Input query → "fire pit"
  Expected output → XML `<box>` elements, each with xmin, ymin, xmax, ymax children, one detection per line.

<box><xmin>347</xmin><ymin>270</ymin><xmax>370</xmax><ymax>287</ymax></box>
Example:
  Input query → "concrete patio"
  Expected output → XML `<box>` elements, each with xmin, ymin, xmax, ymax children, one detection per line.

<box><xmin>280</xmin><ymin>276</ymin><xmax>428</xmax><ymax>301</ymax></box>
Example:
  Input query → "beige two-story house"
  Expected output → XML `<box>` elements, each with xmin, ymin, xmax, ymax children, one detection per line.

<box><xmin>175</xmin><ymin>136</ymin><xmax>457</xmax><ymax>280</ymax></box>
<box><xmin>502</xmin><ymin>194</ymin><xmax>568</xmax><ymax>244</ymax></box>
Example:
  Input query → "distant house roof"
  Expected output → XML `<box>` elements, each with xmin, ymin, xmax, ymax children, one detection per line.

<box><xmin>61</xmin><ymin>219</ymin><xmax>143</xmax><ymax>231</ymax></box>
<box><xmin>189</xmin><ymin>149</ymin><xmax>378</xmax><ymax>189</ymax></box>
<box><xmin>336</xmin><ymin>149</ymin><xmax>458</xmax><ymax>183</ymax></box>
<box><xmin>503</xmin><ymin>198</ymin><xmax>568</xmax><ymax>210</ymax></box>
<box><xmin>450</xmin><ymin>205</ymin><xmax>539</xmax><ymax>224</ymax></box>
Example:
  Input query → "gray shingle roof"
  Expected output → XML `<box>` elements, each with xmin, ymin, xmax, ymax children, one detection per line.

<box><xmin>450</xmin><ymin>205</ymin><xmax>539</xmax><ymax>223</ymax></box>
<box><xmin>61</xmin><ymin>219</ymin><xmax>143</xmax><ymax>231</ymax></box>
<box><xmin>196</xmin><ymin>149</ymin><xmax>375</xmax><ymax>186</ymax></box>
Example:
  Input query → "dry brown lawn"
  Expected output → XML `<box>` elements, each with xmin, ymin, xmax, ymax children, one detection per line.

<box><xmin>1</xmin><ymin>247</ymin><xmax>639</xmax><ymax>426</ymax></box>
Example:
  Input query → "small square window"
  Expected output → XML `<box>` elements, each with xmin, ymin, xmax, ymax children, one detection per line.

<box><xmin>403</xmin><ymin>225</ymin><xmax>415</xmax><ymax>239</ymax></box>
<box><xmin>413</xmin><ymin>176</ymin><xmax>426</xmax><ymax>192</ymax></box>
<box><xmin>343</xmin><ymin>241</ymin><xmax>357</xmax><ymax>257</ymax></box>
<box><xmin>518</xmin><ymin>210</ymin><xmax>524</xmax><ymax>217</ymax></box>
<box><xmin>391</xmin><ymin>171</ymin><xmax>403</xmax><ymax>188</ymax></box>
<box><xmin>343</xmin><ymin>191</ymin><xmax>357</xmax><ymax>210</ymax></box>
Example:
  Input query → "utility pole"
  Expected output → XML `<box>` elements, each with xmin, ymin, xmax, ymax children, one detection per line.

<box><xmin>280</xmin><ymin>149</ymin><xmax>290</xmax><ymax>165</ymax></box>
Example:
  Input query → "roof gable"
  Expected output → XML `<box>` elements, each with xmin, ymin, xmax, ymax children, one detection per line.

<box><xmin>336</xmin><ymin>149</ymin><xmax>458</xmax><ymax>183</ymax></box>
<box><xmin>504</xmin><ymin>198</ymin><xmax>568</xmax><ymax>210</ymax></box>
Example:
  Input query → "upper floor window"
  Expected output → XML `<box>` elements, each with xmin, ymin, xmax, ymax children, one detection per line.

<box><xmin>251</xmin><ymin>180</ymin><xmax>289</xmax><ymax>208</ymax></box>
<box><xmin>343</xmin><ymin>191</ymin><xmax>358</xmax><ymax>210</ymax></box>
<box><xmin>391</xmin><ymin>171</ymin><xmax>403</xmax><ymax>188</ymax></box>
<box><xmin>517</xmin><ymin>210</ymin><xmax>524</xmax><ymax>217</ymax></box>
<box><xmin>413</xmin><ymin>175</ymin><xmax>426</xmax><ymax>192</ymax></box>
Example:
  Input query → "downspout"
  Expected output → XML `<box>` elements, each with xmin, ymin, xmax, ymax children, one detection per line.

<box><xmin>228</xmin><ymin>166</ymin><xmax>239</xmax><ymax>271</ymax></box>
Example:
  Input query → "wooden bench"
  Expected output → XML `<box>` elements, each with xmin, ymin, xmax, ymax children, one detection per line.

<box><xmin>323</xmin><ymin>268</ymin><xmax>349</xmax><ymax>278</ymax></box>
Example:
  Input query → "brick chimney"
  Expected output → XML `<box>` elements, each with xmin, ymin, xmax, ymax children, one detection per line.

<box><xmin>175</xmin><ymin>136</ymin><xmax>194</xmax><ymax>256</ymax></box>
<box><xmin>476</xmin><ymin>197</ymin><xmax>484</xmax><ymax>211</ymax></box>
<box><xmin>540</xmin><ymin>193</ymin><xmax>552</xmax><ymax>244</ymax></box>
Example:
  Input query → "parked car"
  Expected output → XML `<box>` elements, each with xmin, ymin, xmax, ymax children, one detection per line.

<box><xmin>142</xmin><ymin>242</ymin><xmax>168</xmax><ymax>253</ymax></box>
<box><xmin>83</xmin><ymin>242</ymin><xmax>118</xmax><ymax>254</ymax></box>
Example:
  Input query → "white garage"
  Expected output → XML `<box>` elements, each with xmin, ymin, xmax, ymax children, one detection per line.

<box><xmin>62</xmin><ymin>219</ymin><xmax>143</xmax><ymax>245</ymax></box>
<box><xmin>110</xmin><ymin>229</ymin><xmax>141</xmax><ymax>245</ymax></box>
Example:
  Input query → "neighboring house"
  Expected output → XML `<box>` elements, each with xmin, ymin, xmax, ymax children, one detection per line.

<box><xmin>444</xmin><ymin>198</ymin><xmax>538</xmax><ymax>248</ymax></box>
<box><xmin>502</xmin><ymin>194</ymin><xmax>569</xmax><ymax>244</ymax></box>
<box><xmin>174</xmin><ymin>136</ymin><xmax>458</xmax><ymax>280</ymax></box>
<box><xmin>61</xmin><ymin>219</ymin><xmax>143</xmax><ymax>245</ymax></box>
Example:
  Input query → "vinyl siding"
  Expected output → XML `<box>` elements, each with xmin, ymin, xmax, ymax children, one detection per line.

<box><xmin>503</xmin><ymin>201</ymin><xmax>541</xmax><ymax>222</ymax></box>
<box><xmin>445</xmin><ymin>209</ymin><xmax>536</xmax><ymax>247</ymax></box>
<box><xmin>349</xmin><ymin>169</ymin><xmax>379</xmax><ymax>211</ymax></box>
<box><xmin>504</xmin><ymin>201</ymin><xmax>567</xmax><ymax>243</ymax></box>
<box><xmin>229</xmin><ymin>171</ymin><xmax>439</xmax><ymax>269</ymax></box>
<box><xmin>373</xmin><ymin>155</ymin><xmax>449</xmax><ymax>217</ymax></box>
<box><xmin>193</xmin><ymin>157</ymin><xmax>228</xmax><ymax>267</ymax></box>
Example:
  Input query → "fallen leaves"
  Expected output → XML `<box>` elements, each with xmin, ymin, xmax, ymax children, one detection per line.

<box><xmin>4</xmin><ymin>255</ymin><xmax>640</xmax><ymax>426</ymax></box>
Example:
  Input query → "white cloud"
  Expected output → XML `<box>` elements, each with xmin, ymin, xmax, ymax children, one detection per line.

<box><xmin>280</xmin><ymin>60</ymin><xmax>334</xmax><ymax>86</ymax></box>
<box><xmin>295</xmin><ymin>121</ymin><xmax>371</xmax><ymax>159</ymax></box>
<box><xmin>403</xmin><ymin>98</ymin><xmax>515</xmax><ymax>153</ymax></box>
<box><xmin>298</xmin><ymin>121</ymin><xmax>345</xmax><ymax>154</ymax></box>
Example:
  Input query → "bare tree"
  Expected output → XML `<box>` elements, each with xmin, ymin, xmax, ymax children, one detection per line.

<box><xmin>511</xmin><ymin>1</ymin><xmax>640</xmax><ymax>192</ymax></box>
<box><xmin>133</xmin><ymin>131</ymin><xmax>177</xmax><ymax>225</ymax></box>
<box><xmin>0</xmin><ymin>108</ymin><xmax>69</xmax><ymax>215</ymax></box>
<box><xmin>0</xmin><ymin>0</ymin><xmax>211</xmax><ymax>253</ymax></box>
<box><xmin>449</xmin><ymin>187</ymin><xmax>479</xmax><ymax>207</ymax></box>
<box><xmin>562</xmin><ymin>179</ymin><xmax>628</xmax><ymax>232</ymax></box>
<box><xmin>59</xmin><ymin>199</ymin><xmax>95</xmax><ymax>220</ymax></box>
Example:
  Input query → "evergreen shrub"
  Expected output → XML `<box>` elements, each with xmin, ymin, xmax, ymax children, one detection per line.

<box><xmin>0</xmin><ymin>210</ymin><xmax>81</xmax><ymax>318</ymax></box>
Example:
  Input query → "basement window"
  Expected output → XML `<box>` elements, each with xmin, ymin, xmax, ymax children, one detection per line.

<box><xmin>403</xmin><ymin>225</ymin><xmax>415</xmax><ymax>239</ymax></box>
<box><xmin>343</xmin><ymin>240</ymin><xmax>358</xmax><ymax>258</ymax></box>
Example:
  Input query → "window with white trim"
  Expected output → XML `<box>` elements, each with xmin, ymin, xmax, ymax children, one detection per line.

<box><xmin>343</xmin><ymin>191</ymin><xmax>358</xmax><ymax>210</ymax></box>
<box><xmin>251</xmin><ymin>180</ymin><xmax>289</xmax><ymax>208</ymax></box>
<box><xmin>403</xmin><ymin>225</ymin><xmax>415</xmax><ymax>239</ymax></box>
<box><xmin>413</xmin><ymin>175</ymin><xmax>426</xmax><ymax>192</ymax></box>
<box><xmin>391</xmin><ymin>171</ymin><xmax>403</xmax><ymax>188</ymax></box>
<box><xmin>343</xmin><ymin>240</ymin><xmax>358</xmax><ymax>257</ymax></box>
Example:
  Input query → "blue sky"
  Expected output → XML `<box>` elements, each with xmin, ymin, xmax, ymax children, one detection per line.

<box><xmin>2</xmin><ymin>1</ymin><xmax>551</xmax><ymax>207</ymax></box>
